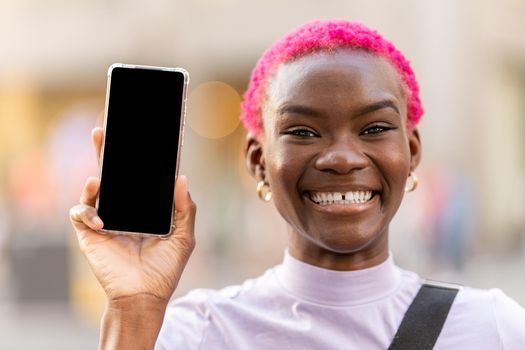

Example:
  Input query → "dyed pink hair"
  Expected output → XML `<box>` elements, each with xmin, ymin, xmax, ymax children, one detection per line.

<box><xmin>240</xmin><ymin>19</ymin><xmax>423</xmax><ymax>135</ymax></box>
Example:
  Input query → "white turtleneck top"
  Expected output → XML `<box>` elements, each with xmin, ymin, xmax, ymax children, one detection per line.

<box><xmin>155</xmin><ymin>251</ymin><xmax>525</xmax><ymax>349</ymax></box>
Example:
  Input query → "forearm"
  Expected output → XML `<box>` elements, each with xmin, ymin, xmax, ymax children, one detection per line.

<box><xmin>99</xmin><ymin>295</ymin><xmax>168</xmax><ymax>350</ymax></box>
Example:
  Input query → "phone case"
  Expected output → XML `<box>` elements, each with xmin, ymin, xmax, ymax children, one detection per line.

<box><xmin>96</xmin><ymin>63</ymin><xmax>189</xmax><ymax>239</ymax></box>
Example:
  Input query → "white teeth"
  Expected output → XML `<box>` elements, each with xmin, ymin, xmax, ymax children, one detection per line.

<box><xmin>310</xmin><ymin>191</ymin><xmax>374</xmax><ymax>205</ymax></box>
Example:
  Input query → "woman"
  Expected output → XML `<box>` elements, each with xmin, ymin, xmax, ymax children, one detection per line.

<box><xmin>70</xmin><ymin>19</ymin><xmax>525</xmax><ymax>349</ymax></box>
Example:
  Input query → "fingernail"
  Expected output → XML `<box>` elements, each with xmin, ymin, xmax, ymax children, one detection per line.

<box><xmin>92</xmin><ymin>216</ymin><xmax>103</xmax><ymax>227</ymax></box>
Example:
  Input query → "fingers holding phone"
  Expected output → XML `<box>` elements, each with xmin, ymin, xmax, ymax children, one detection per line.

<box><xmin>91</xmin><ymin>127</ymin><xmax>104</xmax><ymax>166</ymax></box>
<box><xmin>76</xmin><ymin>176</ymin><xmax>103</xmax><ymax>230</ymax></box>
<box><xmin>69</xmin><ymin>173</ymin><xmax>196</xmax><ymax>302</ymax></box>
<box><xmin>69</xmin><ymin>177</ymin><xmax>111</xmax><ymax>247</ymax></box>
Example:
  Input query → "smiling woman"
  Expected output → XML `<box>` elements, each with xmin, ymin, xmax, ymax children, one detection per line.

<box><xmin>69</xmin><ymin>19</ymin><xmax>525</xmax><ymax>350</ymax></box>
<box><xmin>250</xmin><ymin>50</ymin><xmax>420</xmax><ymax>270</ymax></box>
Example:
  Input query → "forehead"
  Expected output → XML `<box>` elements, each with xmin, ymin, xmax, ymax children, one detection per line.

<box><xmin>266</xmin><ymin>49</ymin><xmax>406</xmax><ymax>110</ymax></box>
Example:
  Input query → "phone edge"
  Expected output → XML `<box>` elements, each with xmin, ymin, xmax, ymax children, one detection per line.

<box><xmin>95</xmin><ymin>63</ymin><xmax>189</xmax><ymax>239</ymax></box>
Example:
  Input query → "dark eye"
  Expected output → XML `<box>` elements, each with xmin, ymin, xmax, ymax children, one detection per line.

<box><xmin>284</xmin><ymin>128</ymin><xmax>319</xmax><ymax>138</ymax></box>
<box><xmin>361</xmin><ymin>124</ymin><xmax>395</xmax><ymax>136</ymax></box>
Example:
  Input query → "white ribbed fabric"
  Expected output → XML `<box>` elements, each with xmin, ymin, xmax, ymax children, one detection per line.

<box><xmin>155</xmin><ymin>251</ymin><xmax>525</xmax><ymax>349</ymax></box>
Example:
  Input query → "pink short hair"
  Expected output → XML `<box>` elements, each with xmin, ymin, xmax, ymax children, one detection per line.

<box><xmin>240</xmin><ymin>19</ymin><xmax>423</xmax><ymax>135</ymax></box>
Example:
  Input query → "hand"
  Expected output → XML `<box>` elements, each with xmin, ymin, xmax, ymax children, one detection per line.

<box><xmin>69</xmin><ymin>127</ymin><xmax>196</xmax><ymax>305</ymax></box>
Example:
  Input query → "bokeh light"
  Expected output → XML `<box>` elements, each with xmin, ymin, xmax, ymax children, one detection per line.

<box><xmin>186</xmin><ymin>81</ymin><xmax>241</xmax><ymax>139</ymax></box>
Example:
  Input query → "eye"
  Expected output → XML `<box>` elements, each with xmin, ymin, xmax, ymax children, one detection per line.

<box><xmin>360</xmin><ymin>124</ymin><xmax>395</xmax><ymax>136</ymax></box>
<box><xmin>283</xmin><ymin>128</ymin><xmax>319</xmax><ymax>138</ymax></box>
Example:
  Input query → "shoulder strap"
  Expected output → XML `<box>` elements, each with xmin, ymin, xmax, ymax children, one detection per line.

<box><xmin>388</xmin><ymin>281</ymin><xmax>460</xmax><ymax>350</ymax></box>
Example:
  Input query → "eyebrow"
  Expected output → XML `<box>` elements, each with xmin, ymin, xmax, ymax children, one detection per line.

<box><xmin>277</xmin><ymin>104</ymin><xmax>322</xmax><ymax>118</ymax></box>
<box><xmin>277</xmin><ymin>99</ymin><xmax>400</xmax><ymax>119</ymax></box>
<box><xmin>355</xmin><ymin>100</ymin><xmax>400</xmax><ymax>116</ymax></box>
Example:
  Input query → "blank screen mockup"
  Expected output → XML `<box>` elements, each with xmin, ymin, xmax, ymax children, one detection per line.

<box><xmin>97</xmin><ymin>67</ymin><xmax>185</xmax><ymax>235</ymax></box>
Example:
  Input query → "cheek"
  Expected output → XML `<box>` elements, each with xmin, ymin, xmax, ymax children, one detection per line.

<box><xmin>388</xmin><ymin>152</ymin><xmax>411</xmax><ymax>183</ymax></box>
<box><xmin>376</xmin><ymin>143</ymin><xmax>412</xmax><ymax>204</ymax></box>
<box><xmin>263</xmin><ymin>142</ymin><xmax>311</xmax><ymax>226</ymax></box>
<box><xmin>265</xmin><ymin>145</ymin><xmax>299</xmax><ymax>193</ymax></box>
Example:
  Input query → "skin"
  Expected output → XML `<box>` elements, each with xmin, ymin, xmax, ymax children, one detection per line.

<box><xmin>70</xmin><ymin>48</ymin><xmax>420</xmax><ymax>348</ymax></box>
<box><xmin>246</xmin><ymin>49</ymin><xmax>421</xmax><ymax>271</ymax></box>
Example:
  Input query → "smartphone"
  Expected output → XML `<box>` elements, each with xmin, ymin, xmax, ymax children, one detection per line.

<box><xmin>96</xmin><ymin>63</ymin><xmax>189</xmax><ymax>237</ymax></box>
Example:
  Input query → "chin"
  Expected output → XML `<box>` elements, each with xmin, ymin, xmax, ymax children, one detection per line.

<box><xmin>313</xmin><ymin>228</ymin><xmax>386</xmax><ymax>255</ymax></box>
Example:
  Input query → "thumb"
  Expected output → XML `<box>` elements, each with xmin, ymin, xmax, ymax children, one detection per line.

<box><xmin>171</xmin><ymin>175</ymin><xmax>196</xmax><ymax>239</ymax></box>
<box><xmin>174</xmin><ymin>175</ymin><xmax>193</xmax><ymax>212</ymax></box>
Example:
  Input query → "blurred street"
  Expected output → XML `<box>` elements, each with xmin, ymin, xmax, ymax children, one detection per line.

<box><xmin>1</xmin><ymin>0</ymin><xmax>524</xmax><ymax>348</ymax></box>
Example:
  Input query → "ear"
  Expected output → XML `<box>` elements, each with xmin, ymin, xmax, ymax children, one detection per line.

<box><xmin>408</xmin><ymin>128</ymin><xmax>422</xmax><ymax>171</ymax></box>
<box><xmin>245</xmin><ymin>133</ymin><xmax>266</xmax><ymax>182</ymax></box>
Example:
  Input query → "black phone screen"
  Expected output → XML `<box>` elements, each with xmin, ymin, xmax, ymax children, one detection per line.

<box><xmin>97</xmin><ymin>66</ymin><xmax>186</xmax><ymax>235</ymax></box>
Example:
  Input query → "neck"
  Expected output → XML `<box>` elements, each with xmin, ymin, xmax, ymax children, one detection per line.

<box><xmin>287</xmin><ymin>228</ymin><xmax>390</xmax><ymax>271</ymax></box>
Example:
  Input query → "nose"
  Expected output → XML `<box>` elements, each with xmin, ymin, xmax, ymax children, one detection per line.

<box><xmin>314</xmin><ymin>138</ymin><xmax>369</xmax><ymax>174</ymax></box>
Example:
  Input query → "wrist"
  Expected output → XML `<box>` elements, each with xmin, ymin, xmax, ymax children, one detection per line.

<box><xmin>107</xmin><ymin>294</ymin><xmax>169</xmax><ymax>315</ymax></box>
<box><xmin>100</xmin><ymin>294</ymin><xmax>169</xmax><ymax>350</ymax></box>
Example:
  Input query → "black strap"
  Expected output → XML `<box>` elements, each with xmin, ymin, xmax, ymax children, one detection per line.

<box><xmin>388</xmin><ymin>281</ymin><xmax>460</xmax><ymax>350</ymax></box>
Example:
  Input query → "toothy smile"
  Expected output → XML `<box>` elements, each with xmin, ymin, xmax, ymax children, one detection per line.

<box><xmin>308</xmin><ymin>191</ymin><xmax>375</xmax><ymax>205</ymax></box>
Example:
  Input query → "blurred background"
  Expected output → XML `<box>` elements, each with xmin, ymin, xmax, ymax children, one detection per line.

<box><xmin>1</xmin><ymin>0</ymin><xmax>524</xmax><ymax>348</ymax></box>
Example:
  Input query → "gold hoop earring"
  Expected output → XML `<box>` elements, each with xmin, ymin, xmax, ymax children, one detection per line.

<box><xmin>257</xmin><ymin>181</ymin><xmax>272</xmax><ymax>202</ymax></box>
<box><xmin>405</xmin><ymin>171</ymin><xmax>419</xmax><ymax>192</ymax></box>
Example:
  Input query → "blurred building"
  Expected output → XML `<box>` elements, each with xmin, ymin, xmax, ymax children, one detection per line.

<box><xmin>0</xmin><ymin>0</ymin><xmax>524</xmax><ymax>348</ymax></box>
